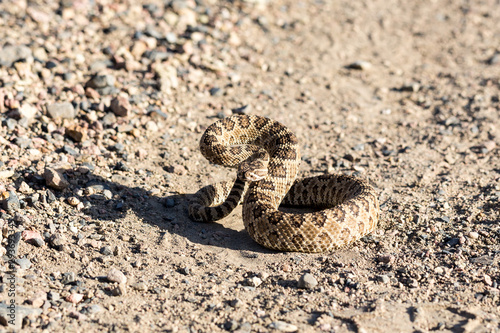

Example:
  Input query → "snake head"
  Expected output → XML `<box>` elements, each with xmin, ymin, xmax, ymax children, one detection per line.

<box><xmin>237</xmin><ymin>168</ymin><xmax>267</xmax><ymax>182</ymax></box>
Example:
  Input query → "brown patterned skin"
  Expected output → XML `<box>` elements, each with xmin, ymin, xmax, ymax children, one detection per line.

<box><xmin>188</xmin><ymin>115</ymin><xmax>379</xmax><ymax>253</ymax></box>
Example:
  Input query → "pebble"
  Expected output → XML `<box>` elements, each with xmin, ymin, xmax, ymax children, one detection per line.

<box><xmin>67</xmin><ymin>197</ymin><xmax>81</xmax><ymax>206</ymax></box>
<box><xmin>297</xmin><ymin>273</ymin><xmax>318</xmax><ymax>289</ymax></box>
<box><xmin>110</xmin><ymin>96</ymin><xmax>131</xmax><ymax>117</ymax></box>
<box><xmin>111</xmin><ymin>283</ymin><xmax>127</xmax><ymax>296</ymax></box>
<box><xmin>224</xmin><ymin>320</ymin><xmax>239</xmax><ymax>331</ymax></box>
<box><xmin>235</xmin><ymin>322</ymin><xmax>252</xmax><ymax>333</ymax></box>
<box><xmin>164</xmin><ymin>198</ymin><xmax>175</xmax><ymax>208</ymax></box>
<box><xmin>46</xmin><ymin>102</ymin><xmax>77</xmax><ymax>119</ymax></box>
<box><xmin>348</xmin><ymin>60</ymin><xmax>372</xmax><ymax>70</ymax></box>
<box><xmin>167</xmin><ymin>164</ymin><xmax>187</xmax><ymax>175</ymax></box>
<box><xmin>230</xmin><ymin>298</ymin><xmax>244</xmax><ymax>308</ymax></box>
<box><xmin>66</xmin><ymin>293</ymin><xmax>84</xmax><ymax>304</ymax></box>
<box><xmin>209</xmin><ymin>87</ymin><xmax>223</xmax><ymax>96</ymax></box>
<box><xmin>2</xmin><ymin>191</ymin><xmax>20</xmax><ymax>211</ymax></box>
<box><xmin>107</xmin><ymin>268</ymin><xmax>127</xmax><ymax>284</ymax></box>
<box><xmin>232</xmin><ymin>105</ymin><xmax>251</xmax><ymax>114</ymax></box>
<box><xmin>19</xmin><ymin>103</ymin><xmax>38</xmax><ymax>120</ymax></box>
<box><xmin>85</xmin><ymin>74</ymin><xmax>115</xmax><ymax>90</ymax></box>
<box><xmin>488</xmin><ymin>53</ymin><xmax>500</xmax><ymax>65</ymax></box>
<box><xmin>0</xmin><ymin>170</ymin><xmax>14</xmax><ymax>179</ymax></box>
<box><xmin>401</xmin><ymin>82</ymin><xmax>421</xmax><ymax>92</ymax></box>
<box><xmin>243</xmin><ymin>276</ymin><xmax>262</xmax><ymax>287</ymax></box>
<box><xmin>483</xmin><ymin>274</ymin><xmax>492</xmax><ymax>286</ymax></box>
<box><xmin>100</xmin><ymin>246</ymin><xmax>113</xmax><ymax>256</ymax></box>
<box><xmin>468</xmin><ymin>231</ymin><xmax>479</xmax><ymax>239</ymax></box>
<box><xmin>22</xmin><ymin>230</ymin><xmax>45</xmax><ymax>247</ymax></box>
<box><xmin>61</xmin><ymin>272</ymin><xmax>76</xmax><ymax>285</ymax></box>
<box><xmin>47</xmin><ymin>291</ymin><xmax>60</xmax><ymax>301</ymax></box>
<box><xmin>85</xmin><ymin>304</ymin><xmax>103</xmax><ymax>314</ymax></box>
<box><xmin>483</xmin><ymin>140</ymin><xmax>496</xmax><ymax>152</ymax></box>
<box><xmin>14</xmin><ymin>257</ymin><xmax>31</xmax><ymax>270</ymax></box>
<box><xmin>378</xmin><ymin>275</ymin><xmax>391</xmax><ymax>284</ymax></box>
<box><xmin>145</xmin><ymin>120</ymin><xmax>159</xmax><ymax>131</ymax></box>
<box><xmin>269</xmin><ymin>321</ymin><xmax>298</xmax><ymax>332</ymax></box>
<box><xmin>377</xmin><ymin>254</ymin><xmax>394</xmax><ymax>264</ymax></box>
<box><xmin>0</xmin><ymin>44</ymin><xmax>33</xmax><ymax>67</ymax></box>
<box><xmin>131</xmin><ymin>282</ymin><xmax>148</xmax><ymax>292</ymax></box>
<box><xmin>49</xmin><ymin>233</ymin><xmax>66</xmax><ymax>251</ymax></box>
<box><xmin>43</xmin><ymin>168</ymin><xmax>69</xmax><ymax>190</ymax></box>
<box><xmin>66</xmin><ymin>124</ymin><xmax>88</xmax><ymax>142</ymax></box>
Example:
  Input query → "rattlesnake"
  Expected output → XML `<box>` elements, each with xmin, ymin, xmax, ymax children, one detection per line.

<box><xmin>188</xmin><ymin>115</ymin><xmax>379</xmax><ymax>253</ymax></box>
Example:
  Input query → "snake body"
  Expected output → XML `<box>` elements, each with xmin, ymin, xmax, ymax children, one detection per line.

<box><xmin>188</xmin><ymin>115</ymin><xmax>379</xmax><ymax>253</ymax></box>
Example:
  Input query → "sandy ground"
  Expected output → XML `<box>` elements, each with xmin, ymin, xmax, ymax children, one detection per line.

<box><xmin>0</xmin><ymin>0</ymin><xmax>499</xmax><ymax>332</ymax></box>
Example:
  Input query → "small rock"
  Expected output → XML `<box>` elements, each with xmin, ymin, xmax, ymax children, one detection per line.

<box><xmin>49</xmin><ymin>233</ymin><xmax>66</xmax><ymax>251</ymax></box>
<box><xmin>85</xmin><ymin>74</ymin><xmax>115</xmax><ymax>90</ymax></box>
<box><xmin>236</xmin><ymin>322</ymin><xmax>252</xmax><ymax>333</ymax></box>
<box><xmin>164</xmin><ymin>198</ymin><xmax>175</xmax><ymax>208</ymax></box>
<box><xmin>66</xmin><ymin>123</ymin><xmax>88</xmax><ymax>142</ymax></box>
<box><xmin>13</xmin><ymin>257</ymin><xmax>31</xmax><ymax>270</ymax></box>
<box><xmin>61</xmin><ymin>272</ymin><xmax>76</xmax><ymax>285</ymax></box>
<box><xmin>47</xmin><ymin>102</ymin><xmax>76</xmax><ymax>119</ymax></box>
<box><xmin>0</xmin><ymin>170</ymin><xmax>14</xmax><ymax>179</ymax></box>
<box><xmin>224</xmin><ymin>320</ymin><xmax>239</xmax><ymax>331</ymax></box>
<box><xmin>297</xmin><ymin>273</ymin><xmax>318</xmax><ymax>289</ymax></box>
<box><xmin>484</xmin><ymin>274</ymin><xmax>492</xmax><ymax>286</ymax></box>
<box><xmin>18</xmin><ymin>181</ymin><xmax>32</xmax><ymax>194</ymax></box>
<box><xmin>14</xmin><ymin>136</ymin><xmax>31</xmax><ymax>149</ymax></box>
<box><xmin>401</xmin><ymin>82</ymin><xmax>421</xmax><ymax>92</ymax></box>
<box><xmin>43</xmin><ymin>168</ymin><xmax>69</xmax><ymax>190</ymax></box>
<box><xmin>111</xmin><ymin>283</ymin><xmax>127</xmax><ymax>296</ymax></box>
<box><xmin>66</xmin><ymin>197</ymin><xmax>81</xmax><ymax>207</ymax></box>
<box><xmin>145</xmin><ymin>120</ymin><xmax>159</xmax><ymax>131</ymax></box>
<box><xmin>209</xmin><ymin>87</ymin><xmax>223</xmax><ymax>96</ymax></box>
<box><xmin>2</xmin><ymin>191</ymin><xmax>20</xmax><ymax>211</ymax></box>
<box><xmin>269</xmin><ymin>321</ymin><xmax>298</xmax><ymax>332</ymax></box>
<box><xmin>136</xmin><ymin>148</ymin><xmax>147</xmax><ymax>159</ymax></box>
<box><xmin>100</xmin><ymin>246</ymin><xmax>113</xmax><ymax>256</ymax></box>
<box><xmin>243</xmin><ymin>276</ymin><xmax>262</xmax><ymax>287</ymax></box>
<box><xmin>434</xmin><ymin>266</ymin><xmax>446</xmax><ymax>275</ymax></box>
<box><xmin>483</xmin><ymin>140</ymin><xmax>496</xmax><ymax>152</ymax></box>
<box><xmin>47</xmin><ymin>291</ymin><xmax>60</xmax><ymax>301</ymax></box>
<box><xmin>85</xmin><ymin>87</ymin><xmax>100</xmax><ymax>99</ymax></box>
<box><xmin>377</xmin><ymin>254</ymin><xmax>394</xmax><ymax>264</ymax></box>
<box><xmin>378</xmin><ymin>275</ymin><xmax>391</xmax><ymax>284</ymax></box>
<box><xmin>468</xmin><ymin>231</ymin><xmax>479</xmax><ymax>239</ymax></box>
<box><xmin>22</xmin><ymin>230</ymin><xmax>45</xmax><ymax>247</ymax></box>
<box><xmin>167</xmin><ymin>164</ymin><xmax>187</xmax><ymax>175</ymax></box>
<box><xmin>85</xmin><ymin>304</ymin><xmax>102</xmax><ymax>314</ymax></box>
<box><xmin>66</xmin><ymin>293</ymin><xmax>84</xmax><ymax>304</ymax></box>
<box><xmin>488</xmin><ymin>53</ymin><xmax>500</xmax><ymax>65</ymax></box>
<box><xmin>18</xmin><ymin>103</ymin><xmax>38</xmax><ymax>120</ymax></box>
<box><xmin>110</xmin><ymin>96</ymin><xmax>131</xmax><ymax>117</ymax></box>
<box><xmin>348</xmin><ymin>60</ymin><xmax>372</xmax><ymax>70</ymax></box>
<box><xmin>230</xmin><ymin>298</ymin><xmax>244</xmax><ymax>308</ymax></box>
<box><xmin>103</xmin><ymin>190</ymin><xmax>113</xmax><ymax>199</ymax></box>
<box><xmin>232</xmin><ymin>105</ymin><xmax>251</xmax><ymax>114</ymax></box>
<box><xmin>131</xmin><ymin>282</ymin><xmax>148</xmax><ymax>291</ymax></box>
<box><xmin>107</xmin><ymin>268</ymin><xmax>127</xmax><ymax>284</ymax></box>
<box><xmin>0</xmin><ymin>45</ymin><xmax>33</xmax><ymax>67</ymax></box>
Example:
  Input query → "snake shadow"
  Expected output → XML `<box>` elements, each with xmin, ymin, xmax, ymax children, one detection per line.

<box><xmin>61</xmin><ymin>170</ymin><xmax>275</xmax><ymax>254</ymax></box>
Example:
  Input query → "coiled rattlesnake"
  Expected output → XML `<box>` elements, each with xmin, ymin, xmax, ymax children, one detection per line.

<box><xmin>188</xmin><ymin>115</ymin><xmax>379</xmax><ymax>253</ymax></box>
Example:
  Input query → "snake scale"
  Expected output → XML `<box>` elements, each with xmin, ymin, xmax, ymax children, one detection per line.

<box><xmin>188</xmin><ymin>115</ymin><xmax>379</xmax><ymax>253</ymax></box>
